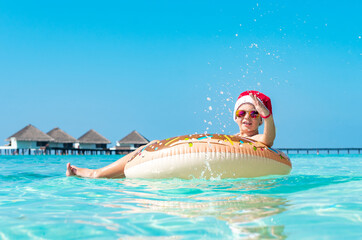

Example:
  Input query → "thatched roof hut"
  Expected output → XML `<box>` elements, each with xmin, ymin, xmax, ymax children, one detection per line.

<box><xmin>117</xmin><ymin>130</ymin><xmax>149</xmax><ymax>145</ymax></box>
<box><xmin>116</xmin><ymin>130</ymin><xmax>149</xmax><ymax>153</ymax></box>
<box><xmin>6</xmin><ymin>124</ymin><xmax>54</xmax><ymax>142</ymax></box>
<box><xmin>47</xmin><ymin>127</ymin><xmax>77</xmax><ymax>143</ymax></box>
<box><xmin>78</xmin><ymin>129</ymin><xmax>111</xmax><ymax>144</ymax></box>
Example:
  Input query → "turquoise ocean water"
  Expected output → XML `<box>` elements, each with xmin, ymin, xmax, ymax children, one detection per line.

<box><xmin>0</xmin><ymin>154</ymin><xmax>361</xmax><ymax>239</ymax></box>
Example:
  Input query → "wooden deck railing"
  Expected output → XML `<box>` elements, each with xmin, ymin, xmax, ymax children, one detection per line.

<box><xmin>277</xmin><ymin>148</ymin><xmax>362</xmax><ymax>154</ymax></box>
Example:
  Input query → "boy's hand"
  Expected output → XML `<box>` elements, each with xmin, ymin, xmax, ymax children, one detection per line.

<box><xmin>249</xmin><ymin>93</ymin><xmax>270</xmax><ymax>117</ymax></box>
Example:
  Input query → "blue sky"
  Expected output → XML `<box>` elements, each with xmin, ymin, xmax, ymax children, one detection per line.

<box><xmin>0</xmin><ymin>0</ymin><xmax>361</xmax><ymax>148</ymax></box>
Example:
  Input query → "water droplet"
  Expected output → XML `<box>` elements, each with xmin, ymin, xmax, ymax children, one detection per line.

<box><xmin>206</xmin><ymin>97</ymin><xmax>211</xmax><ymax>101</ymax></box>
<box><xmin>249</xmin><ymin>43</ymin><xmax>258</xmax><ymax>48</ymax></box>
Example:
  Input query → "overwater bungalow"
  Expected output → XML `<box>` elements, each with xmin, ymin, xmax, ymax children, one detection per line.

<box><xmin>76</xmin><ymin>129</ymin><xmax>111</xmax><ymax>150</ymax></box>
<box><xmin>116</xmin><ymin>130</ymin><xmax>149</xmax><ymax>154</ymax></box>
<box><xmin>47</xmin><ymin>127</ymin><xmax>77</xmax><ymax>149</ymax></box>
<box><xmin>4</xmin><ymin>124</ymin><xmax>54</xmax><ymax>152</ymax></box>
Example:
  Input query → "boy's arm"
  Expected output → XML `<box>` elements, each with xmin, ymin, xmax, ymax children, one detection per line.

<box><xmin>249</xmin><ymin>115</ymin><xmax>276</xmax><ymax>147</ymax></box>
<box><xmin>248</xmin><ymin>93</ymin><xmax>276</xmax><ymax>147</ymax></box>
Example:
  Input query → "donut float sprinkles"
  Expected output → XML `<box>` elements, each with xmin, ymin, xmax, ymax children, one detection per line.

<box><xmin>124</xmin><ymin>134</ymin><xmax>292</xmax><ymax>179</ymax></box>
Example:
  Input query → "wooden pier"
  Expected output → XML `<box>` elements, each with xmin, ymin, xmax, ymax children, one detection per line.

<box><xmin>1</xmin><ymin>125</ymin><xmax>149</xmax><ymax>156</ymax></box>
<box><xmin>0</xmin><ymin>147</ymin><xmax>361</xmax><ymax>155</ymax></box>
<box><xmin>0</xmin><ymin>148</ymin><xmax>129</xmax><ymax>156</ymax></box>
<box><xmin>277</xmin><ymin>148</ymin><xmax>362</xmax><ymax>154</ymax></box>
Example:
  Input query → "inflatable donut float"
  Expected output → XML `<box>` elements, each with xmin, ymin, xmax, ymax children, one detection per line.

<box><xmin>124</xmin><ymin>134</ymin><xmax>292</xmax><ymax>179</ymax></box>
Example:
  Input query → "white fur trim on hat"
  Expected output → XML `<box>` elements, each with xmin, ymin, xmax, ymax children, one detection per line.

<box><xmin>233</xmin><ymin>95</ymin><xmax>267</xmax><ymax>121</ymax></box>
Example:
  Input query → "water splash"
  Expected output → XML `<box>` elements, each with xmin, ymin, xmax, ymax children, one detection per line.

<box><xmin>201</xmin><ymin>1</ymin><xmax>296</xmax><ymax>134</ymax></box>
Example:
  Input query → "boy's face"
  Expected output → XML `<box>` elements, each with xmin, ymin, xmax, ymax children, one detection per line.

<box><xmin>235</xmin><ymin>103</ymin><xmax>262</xmax><ymax>133</ymax></box>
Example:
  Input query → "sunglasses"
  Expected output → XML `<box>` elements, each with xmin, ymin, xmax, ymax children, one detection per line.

<box><xmin>235</xmin><ymin>110</ymin><xmax>260</xmax><ymax>118</ymax></box>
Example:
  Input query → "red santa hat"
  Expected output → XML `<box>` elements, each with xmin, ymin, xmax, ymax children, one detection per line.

<box><xmin>233</xmin><ymin>90</ymin><xmax>272</xmax><ymax>120</ymax></box>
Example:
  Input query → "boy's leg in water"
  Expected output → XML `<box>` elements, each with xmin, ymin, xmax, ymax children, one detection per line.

<box><xmin>66</xmin><ymin>141</ymin><xmax>156</xmax><ymax>178</ymax></box>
